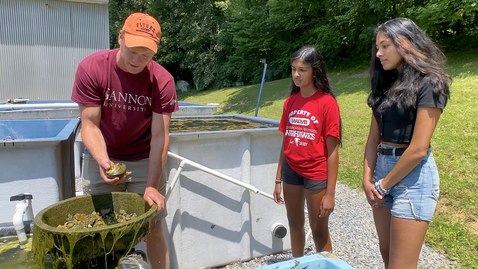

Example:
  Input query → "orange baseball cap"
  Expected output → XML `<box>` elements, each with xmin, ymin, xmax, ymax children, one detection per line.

<box><xmin>122</xmin><ymin>12</ymin><xmax>161</xmax><ymax>53</ymax></box>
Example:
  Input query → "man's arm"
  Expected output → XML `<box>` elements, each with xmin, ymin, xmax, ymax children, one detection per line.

<box><xmin>79</xmin><ymin>105</ymin><xmax>120</xmax><ymax>184</ymax></box>
<box><xmin>143</xmin><ymin>112</ymin><xmax>172</xmax><ymax>211</ymax></box>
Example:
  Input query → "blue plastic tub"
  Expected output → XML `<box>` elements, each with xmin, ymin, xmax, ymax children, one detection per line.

<box><xmin>0</xmin><ymin>118</ymin><xmax>80</xmax><ymax>230</ymax></box>
<box><xmin>0</xmin><ymin>118</ymin><xmax>80</xmax><ymax>143</ymax></box>
<box><xmin>257</xmin><ymin>252</ymin><xmax>355</xmax><ymax>269</ymax></box>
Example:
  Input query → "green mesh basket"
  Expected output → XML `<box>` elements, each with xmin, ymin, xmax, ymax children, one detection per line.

<box><xmin>33</xmin><ymin>192</ymin><xmax>157</xmax><ymax>269</ymax></box>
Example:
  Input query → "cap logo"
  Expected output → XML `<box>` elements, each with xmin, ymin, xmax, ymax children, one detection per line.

<box><xmin>122</xmin><ymin>13</ymin><xmax>161</xmax><ymax>52</ymax></box>
<box><xmin>136</xmin><ymin>22</ymin><xmax>157</xmax><ymax>37</ymax></box>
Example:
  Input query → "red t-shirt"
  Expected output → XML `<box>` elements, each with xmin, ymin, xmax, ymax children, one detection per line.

<box><xmin>279</xmin><ymin>91</ymin><xmax>340</xmax><ymax>180</ymax></box>
<box><xmin>71</xmin><ymin>49</ymin><xmax>179</xmax><ymax>161</ymax></box>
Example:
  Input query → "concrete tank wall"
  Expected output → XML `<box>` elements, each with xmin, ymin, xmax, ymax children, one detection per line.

<box><xmin>162</xmin><ymin>115</ymin><xmax>290</xmax><ymax>269</ymax></box>
<box><xmin>0</xmin><ymin>118</ymin><xmax>79</xmax><ymax>227</ymax></box>
<box><xmin>0</xmin><ymin>101</ymin><xmax>220</xmax><ymax>182</ymax></box>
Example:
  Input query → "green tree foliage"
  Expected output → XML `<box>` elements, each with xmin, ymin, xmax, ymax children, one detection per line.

<box><xmin>108</xmin><ymin>0</ymin><xmax>478</xmax><ymax>90</ymax></box>
<box><xmin>225</xmin><ymin>0</ymin><xmax>420</xmax><ymax>83</ymax></box>
<box><xmin>406</xmin><ymin>0</ymin><xmax>478</xmax><ymax>51</ymax></box>
<box><xmin>226</xmin><ymin>0</ymin><xmax>273</xmax><ymax>84</ymax></box>
<box><xmin>317</xmin><ymin>0</ymin><xmax>412</xmax><ymax>65</ymax></box>
<box><xmin>149</xmin><ymin>0</ymin><xmax>231</xmax><ymax>90</ymax></box>
<box><xmin>108</xmin><ymin>0</ymin><xmax>151</xmax><ymax>49</ymax></box>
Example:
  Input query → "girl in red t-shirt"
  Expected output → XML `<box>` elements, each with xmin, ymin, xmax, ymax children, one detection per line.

<box><xmin>274</xmin><ymin>47</ymin><xmax>341</xmax><ymax>257</ymax></box>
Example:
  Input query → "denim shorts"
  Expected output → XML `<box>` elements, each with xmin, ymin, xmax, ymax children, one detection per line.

<box><xmin>373</xmin><ymin>144</ymin><xmax>440</xmax><ymax>221</ymax></box>
<box><xmin>281</xmin><ymin>160</ymin><xmax>327</xmax><ymax>190</ymax></box>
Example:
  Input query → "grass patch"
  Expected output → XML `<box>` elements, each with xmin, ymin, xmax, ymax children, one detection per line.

<box><xmin>176</xmin><ymin>48</ymin><xmax>478</xmax><ymax>267</ymax></box>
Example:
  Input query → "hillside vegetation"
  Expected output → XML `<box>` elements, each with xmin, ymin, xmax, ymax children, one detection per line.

<box><xmin>177</xmin><ymin>48</ymin><xmax>478</xmax><ymax>267</ymax></box>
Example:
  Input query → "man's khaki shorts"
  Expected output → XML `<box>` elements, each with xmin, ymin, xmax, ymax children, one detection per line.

<box><xmin>82</xmin><ymin>153</ymin><xmax>167</xmax><ymax>221</ymax></box>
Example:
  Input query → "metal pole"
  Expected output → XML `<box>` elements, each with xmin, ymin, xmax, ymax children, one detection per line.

<box><xmin>254</xmin><ymin>63</ymin><xmax>268</xmax><ymax>117</ymax></box>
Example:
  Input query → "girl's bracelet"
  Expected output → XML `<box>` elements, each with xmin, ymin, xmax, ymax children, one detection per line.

<box><xmin>374</xmin><ymin>179</ymin><xmax>390</xmax><ymax>195</ymax></box>
<box><xmin>275</xmin><ymin>180</ymin><xmax>282</xmax><ymax>184</ymax></box>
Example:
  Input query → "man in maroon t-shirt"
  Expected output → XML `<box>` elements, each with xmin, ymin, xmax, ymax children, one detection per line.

<box><xmin>71</xmin><ymin>12</ymin><xmax>178</xmax><ymax>269</ymax></box>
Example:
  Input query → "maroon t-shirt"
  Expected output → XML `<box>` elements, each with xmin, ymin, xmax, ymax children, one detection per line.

<box><xmin>71</xmin><ymin>49</ymin><xmax>179</xmax><ymax>161</ymax></box>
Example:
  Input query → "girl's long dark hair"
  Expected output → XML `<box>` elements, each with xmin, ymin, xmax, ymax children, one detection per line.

<box><xmin>290</xmin><ymin>47</ymin><xmax>335</xmax><ymax>98</ymax></box>
<box><xmin>290</xmin><ymin>46</ymin><xmax>342</xmax><ymax>143</ymax></box>
<box><xmin>368</xmin><ymin>18</ymin><xmax>451</xmax><ymax>109</ymax></box>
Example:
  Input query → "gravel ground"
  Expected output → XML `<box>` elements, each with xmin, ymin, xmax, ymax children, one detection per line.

<box><xmin>214</xmin><ymin>182</ymin><xmax>459</xmax><ymax>269</ymax></box>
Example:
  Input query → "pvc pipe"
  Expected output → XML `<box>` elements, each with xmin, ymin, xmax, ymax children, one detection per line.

<box><xmin>12</xmin><ymin>203</ymin><xmax>28</xmax><ymax>244</ymax></box>
<box><xmin>165</xmin><ymin>160</ymin><xmax>186</xmax><ymax>200</ymax></box>
<box><xmin>24</xmin><ymin>199</ymin><xmax>34</xmax><ymax>221</ymax></box>
<box><xmin>167</xmin><ymin>152</ymin><xmax>274</xmax><ymax>200</ymax></box>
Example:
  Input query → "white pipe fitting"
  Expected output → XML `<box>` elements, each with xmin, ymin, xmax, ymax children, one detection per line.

<box><xmin>12</xmin><ymin>203</ymin><xmax>28</xmax><ymax>244</ymax></box>
<box><xmin>24</xmin><ymin>198</ymin><xmax>34</xmax><ymax>221</ymax></box>
<box><xmin>10</xmin><ymin>193</ymin><xmax>34</xmax><ymax>245</ymax></box>
<box><xmin>271</xmin><ymin>224</ymin><xmax>287</xmax><ymax>239</ymax></box>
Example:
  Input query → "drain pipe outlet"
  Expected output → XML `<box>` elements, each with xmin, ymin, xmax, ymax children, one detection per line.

<box><xmin>12</xmin><ymin>202</ymin><xmax>28</xmax><ymax>244</ymax></box>
<box><xmin>271</xmin><ymin>224</ymin><xmax>287</xmax><ymax>239</ymax></box>
<box><xmin>10</xmin><ymin>193</ymin><xmax>34</xmax><ymax>245</ymax></box>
